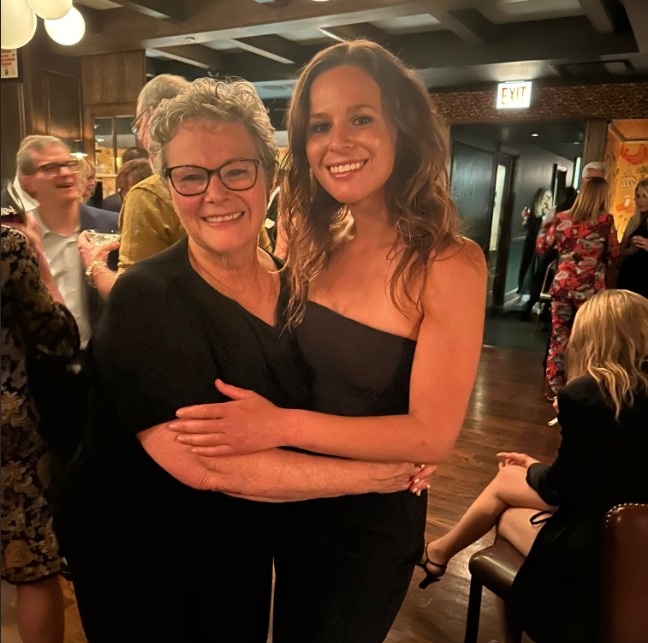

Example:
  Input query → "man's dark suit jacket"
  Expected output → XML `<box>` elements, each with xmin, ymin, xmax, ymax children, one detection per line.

<box><xmin>101</xmin><ymin>192</ymin><xmax>122</xmax><ymax>213</ymax></box>
<box><xmin>79</xmin><ymin>203</ymin><xmax>119</xmax><ymax>330</ymax></box>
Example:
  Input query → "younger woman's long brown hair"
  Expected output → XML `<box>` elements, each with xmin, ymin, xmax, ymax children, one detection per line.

<box><xmin>281</xmin><ymin>39</ymin><xmax>461</xmax><ymax>325</ymax></box>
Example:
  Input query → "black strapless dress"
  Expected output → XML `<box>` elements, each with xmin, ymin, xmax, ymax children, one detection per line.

<box><xmin>272</xmin><ymin>302</ymin><xmax>427</xmax><ymax>643</ymax></box>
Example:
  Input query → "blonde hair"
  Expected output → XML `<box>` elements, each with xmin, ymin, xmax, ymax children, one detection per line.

<box><xmin>568</xmin><ymin>176</ymin><xmax>609</xmax><ymax>224</ymax></box>
<box><xmin>623</xmin><ymin>178</ymin><xmax>648</xmax><ymax>240</ymax></box>
<box><xmin>282</xmin><ymin>39</ymin><xmax>460</xmax><ymax>325</ymax></box>
<box><xmin>567</xmin><ymin>290</ymin><xmax>648</xmax><ymax>418</ymax></box>
<box><xmin>76</xmin><ymin>157</ymin><xmax>96</xmax><ymax>203</ymax></box>
<box><xmin>148</xmin><ymin>77</ymin><xmax>278</xmax><ymax>190</ymax></box>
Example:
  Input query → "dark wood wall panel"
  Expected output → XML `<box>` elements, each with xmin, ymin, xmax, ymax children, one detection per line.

<box><xmin>1</xmin><ymin>82</ymin><xmax>26</xmax><ymax>181</ymax></box>
<box><xmin>432</xmin><ymin>82</ymin><xmax>648</xmax><ymax>124</ymax></box>
<box><xmin>1</xmin><ymin>31</ymin><xmax>82</xmax><ymax>178</ymax></box>
<box><xmin>81</xmin><ymin>51</ymin><xmax>146</xmax><ymax>106</ymax></box>
<box><xmin>44</xmin><ymin>71</ymin><xmax>82</xmax><ymax>144</ymax></box>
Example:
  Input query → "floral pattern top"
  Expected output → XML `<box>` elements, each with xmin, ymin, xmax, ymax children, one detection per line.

<box><xmin>536</xmin><ymin>211</ymin><xmax>620</xmax><ymax>300</ymax></box>
<box><xmin>1</xmin><ymin>225</ymin><xmax>79</xmax><ymax>583</ymax></box>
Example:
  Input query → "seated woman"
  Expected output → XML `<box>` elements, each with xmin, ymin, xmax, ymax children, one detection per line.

<box><xmin>418</xmin><ymin>289</ymin><xmax>648</xmax><ymax>643</ymax></box>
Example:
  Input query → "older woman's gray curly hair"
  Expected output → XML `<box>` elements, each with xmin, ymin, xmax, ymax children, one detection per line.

<box><xmin>148</xmin><ymin>77</ymin><xmax>278</xmax><ymax>190</ymax></box>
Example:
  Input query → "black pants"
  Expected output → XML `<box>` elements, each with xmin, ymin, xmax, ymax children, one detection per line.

<box><xmin>61</xmin><ymin>535</ymin><xmax>273</xmax><ymax>643</ymax></box>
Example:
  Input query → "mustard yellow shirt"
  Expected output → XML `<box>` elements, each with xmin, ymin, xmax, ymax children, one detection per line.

<box><xmin>117</xmin><ymin>174</ymin><xmax>185</xmax><ymax>275</ymax></box>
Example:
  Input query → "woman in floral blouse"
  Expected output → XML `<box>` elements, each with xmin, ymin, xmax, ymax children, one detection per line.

<box><xmin>536</xmin><ymin>177</ymin><xmax>619</xmax><ymax>399</ymax></box>
<box><xmin>1</xmin><ymin>223</ymin><xmax>79</xmax><ymax>643</ymax></box>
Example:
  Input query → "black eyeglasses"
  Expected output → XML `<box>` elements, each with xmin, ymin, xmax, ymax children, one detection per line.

<box><xmin>130</xmin><ymin>110</ymin><xmax>150</xmax><ymax>137</ymax></box>
<box><xmin>33</xmin><ymin>160</ymin><xmax>80</xmax><ymax>176</ymax></box>
<box><xmin>164</xmin><ymin>159</ymin><xmax>261</xmax><ymax>196</ymax></box>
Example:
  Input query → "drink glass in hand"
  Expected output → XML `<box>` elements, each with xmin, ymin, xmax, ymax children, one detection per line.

<box><xmin>87</xmin><ymin>229</ymin><xmax>120</xmax><ymax>245</ymax></box>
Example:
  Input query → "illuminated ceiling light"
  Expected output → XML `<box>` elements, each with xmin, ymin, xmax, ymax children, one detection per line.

<box><xmin>28</xmin><ymin>0</ymin><xmax>72</xmax><ymax>20</ymax></box>
<box><xmin>531</xmin><ymin>133</ymin><xmax>539</xmax><ymax>137</ymax></box>
<box><xmin>1</xmin><ymin>0</ymin><xmax>37</xmax><ymax>49</ymax></box>
<box><xmin>44</xmin><ymin>6</ymin><xmax>86</xmax><ymax>46</ymax></box>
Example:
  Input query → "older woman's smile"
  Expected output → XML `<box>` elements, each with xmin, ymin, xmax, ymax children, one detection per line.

<box><xmin>202</xmin><ymin>212</ymin><xmax>244</xmax><ymax>224</ymax></box>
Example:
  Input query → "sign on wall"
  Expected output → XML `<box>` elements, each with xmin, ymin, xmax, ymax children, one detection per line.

<box><xmin>496</xmin><ymin>81</ymin><xmax>532</xmax><ymax>109</ymax></box>
<box><xmin>1</xmin><ymin>49</ymin><xmax>19</xmax><ymax>79</ymax></box>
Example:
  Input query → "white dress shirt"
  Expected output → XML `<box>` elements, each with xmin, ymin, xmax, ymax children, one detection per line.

<box><xmin>34</xmin><ymin>211</ymin><xmax>91</xmax><ymax>348</ymax></box>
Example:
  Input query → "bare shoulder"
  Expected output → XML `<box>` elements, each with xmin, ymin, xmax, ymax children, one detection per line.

<box><xmin>430</xmin><ymin>237</ymin><xmax>486</xmax><ymax>282</ymax></box>
<box><xmin>421</xmin><ymin>237</ymin><xmax>486</xmax><ymax>310</ymax></box>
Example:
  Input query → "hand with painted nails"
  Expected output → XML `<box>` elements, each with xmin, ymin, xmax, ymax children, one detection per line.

<box><xmin>409</xmin><ymin>464</ymin><xmax>437</xmax><ymax>495</ymax></box>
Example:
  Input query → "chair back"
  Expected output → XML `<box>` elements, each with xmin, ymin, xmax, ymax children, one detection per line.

<box><xmin>601</xmin><ymin>503</ymin><xmax>648</xmax><ymax>643</ymax></box>
<box><xmin>539</xmin><ymin>259</ymin><xmax>557</xmax><ymax>302</ymax></box>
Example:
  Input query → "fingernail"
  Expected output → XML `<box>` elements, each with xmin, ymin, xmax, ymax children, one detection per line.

<box><xmin>416</xmin><ymin>489</ymin><xmax>421</xmax><ymax>496</ymax></box>
<box><xmin>413</xmin><ymin>478</ymin><xmax>420</xmax><ymax>484</ymax></box>
<box><xmin>427</xmin><ymin>484</ymin><xmax>431</xmax><ymax>489</ymax></box>
<box><xmin>176</xmin><ymin>435</ymin><xmax>187</xmax><ymax>443</ymax></box>
<box><xmin>168</xmin><ymin>423</ymin><xmax>177</xmax><ymax>430</ymax></box>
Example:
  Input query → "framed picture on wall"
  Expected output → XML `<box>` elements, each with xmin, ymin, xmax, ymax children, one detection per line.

<box><xmin>1</xmin><ymin>49</ymin><xmax>19</xmax><ymax>80</ymax></box>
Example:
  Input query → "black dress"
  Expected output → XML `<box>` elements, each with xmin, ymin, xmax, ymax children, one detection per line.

<box><xmin>56</xmin><ymin>238</ymin><xmax>309</xmax><ymax>643</ymax></box>
<box><xmin>510</xmin><ymin>376</ymin><xmax>648</xmax><ymax>643</ymax></box>
<box><xmin>272</xmin><ymin>302</ymin><xmax>427</xmax><ymax>643</ymax></box>
<box><xmin>617</xmin><ymin>215</ymin><xmax>648</xmax><ymax>298</ymax></box>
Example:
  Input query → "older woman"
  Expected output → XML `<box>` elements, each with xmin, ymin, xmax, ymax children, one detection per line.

<box><xmin>56</xmin><ymin>78</ymin><xmax>426</xmax><ymax>643</ymax></box>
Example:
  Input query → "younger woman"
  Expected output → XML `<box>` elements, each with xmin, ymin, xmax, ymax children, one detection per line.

<box><xmin>420</xmin><ymin>289</ymin><xmax>648</xmax><ymax>643</ymax></box>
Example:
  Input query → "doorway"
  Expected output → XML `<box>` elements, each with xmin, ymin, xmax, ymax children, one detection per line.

<box><xmin>489</xmin><ymin>153</ymin><xmax>516</xmax><ymax>308</ymax></box>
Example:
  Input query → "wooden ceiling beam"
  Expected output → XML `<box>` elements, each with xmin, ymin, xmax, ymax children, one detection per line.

<box><xmin>578</xmin><ymin>0</ymin><xmax>615</xmax><ymax>33</ymax></box>
<box><xmin>230</xmin><ymin>35</ymin><xmax>305</xmax><ymax>65</ymax></box>
<box><xmin>150</xmin><ymin>44</ymin><xmax>225</xmax><ymax>70</ymax></box>
<box><xmin>317</xmin><ymin>22</ymin><xmax>391</xmax><ymax>45</ymax></box>
<box><xmin>620</xmin><ymin>0</ymin><xmax>648</xmax><ymax>52</ymax></box>
<box><xmin>56</xmin><ymin>0</ymin><xmax>430</xmax><ymax>54</ymax></box>
<box><xmin>118</xmin><ymin>0</ymin><xmax>186</xmax><ymax>21</ymax></box>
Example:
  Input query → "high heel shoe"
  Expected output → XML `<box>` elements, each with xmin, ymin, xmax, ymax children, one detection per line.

<box><xmin>415</xmin><ymin>545</ymin><xmax>447</xmax><ymax>589</ymax></box>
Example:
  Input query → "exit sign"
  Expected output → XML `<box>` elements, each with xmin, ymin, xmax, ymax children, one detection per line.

<box><xmin>496</xmin><ymin>81</ymin><xmax>533</xmax><ymax>109</ymax></box>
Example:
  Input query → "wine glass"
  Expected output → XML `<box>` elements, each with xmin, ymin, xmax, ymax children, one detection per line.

<box><xmin>86</xmin><ymin>229</ymin><xmax>121</xmax><ymax>245</ymax></box>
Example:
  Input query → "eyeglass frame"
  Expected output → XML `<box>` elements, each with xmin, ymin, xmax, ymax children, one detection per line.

<box><xmin>164</xmin><ymin>159</ymin><xmax>262</xmax><ymax>196</ymax></box>
<box><xmin>31</xmin><ymin>160</ymin><xmax>80</xmax><ymax>176</ymax></box>
<box><xmin>130</xmin><ymin>108</ymin><xmax>151</xmax><ymax>138</ymax></box>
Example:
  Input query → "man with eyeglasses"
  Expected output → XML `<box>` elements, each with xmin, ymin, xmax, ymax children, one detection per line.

<box><xmin>14</xmin><ymin>135</ymin><xmax>118</xmax><ymax>347</ymax></box>
<box><xmin>9</xmin><ymin>135</ymin><xmax>119</xmax><ymax>498</ymax></box>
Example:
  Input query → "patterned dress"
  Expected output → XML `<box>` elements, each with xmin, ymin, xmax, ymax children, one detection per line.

<box><xmin>536</xmin><ymin>211</ymin><xmax>619</xmax><ymax>396</ymax></box>
<box><xmin>1</xmin><ymin>226</ymin><xmax>79</xmax><ymax>584</ymax></box>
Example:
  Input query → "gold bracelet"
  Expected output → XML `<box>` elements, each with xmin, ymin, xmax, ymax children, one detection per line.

<box><xmin>85</xmin><ymin>260</ymin><xmax>108</xmax><ymax>287</ymax></box>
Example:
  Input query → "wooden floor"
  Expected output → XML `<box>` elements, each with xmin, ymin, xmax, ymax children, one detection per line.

<box><xmin>2</xmin><ymin>344</ymin><xmax>558</xmax><ymax>643</ymax></box>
